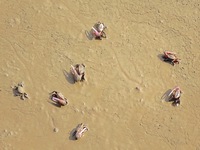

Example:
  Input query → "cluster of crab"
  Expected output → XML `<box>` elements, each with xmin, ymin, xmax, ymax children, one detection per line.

<box><xmin>50</xmin><ymin>64</ymin><xmax>88</xmax><ymax>139</ymax></box>
<box><xmin>12</xmin><ymin>63</ymin><xmax>88</xmax><ymax>139</ymax></box>
<box><xmin>11</xmin><ymin>22</ymin><xmax>184</xmax><ymax>140</ymax></box>
<box><xmin>90</xmin><ymin>22</ymin><xmax>182</xmax><ymax>106</ymax></box>
<box><xmin>161</xmin><ymin>51</ymin><xmax>182</xmax><ymax>106</ymax></box>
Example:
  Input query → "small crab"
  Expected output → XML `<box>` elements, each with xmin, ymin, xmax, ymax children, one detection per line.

<box><xmin>50</xmin><ymin>91</ymin><xmax>68</xmax><ymax>106</ymax></box>
<box><xmin>168</xmin><ymin>86</ymin><xmax>182</xmax><ymax>106</ymax></box>
<box><xmin>92</xmin><ymin>22</ymin><xmax>107</xmax><ymax>40</ymax></box>
<box><xmin>73</xmin><ymin>123</ymin><xmax>89</xmax><ymax>140</ymax></box>
<box><xmin>12</xmin><ymin>82</ymin><xmax>29</xmax><ymax>100</ymax></box>
<box><xmin>70</xmin><ymin>64</ymin><xmax>86</xmax><ymax>83</ymax></box>
<box><xmin>162</xmin><ymin>51</ymin><xmax>180</xmax><ymax>66</ymax></box>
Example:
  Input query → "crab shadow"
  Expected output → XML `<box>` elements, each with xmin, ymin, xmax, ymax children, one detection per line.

<box><xmin>69</xmin><ymin>127</ymin><xmax>77</xmax><ymax>140</ymax></box>
<box><xmin>63</xmin><ymin>70</ymin><xmax>75</xmax><ymax>84</ymax></box>
<box><xmin>85</xmin><ymin>30</ymin><xmax>94</xmax><ymax>40</ymax></box>
<box><xmin>161</xmin><ymin>89</ymin><xmax>172</xmax><ymax>102</ymax></box>
<box><xmin>12</xmin><ymin>88</ymin><xmax>18</xmax><ymax>97</ymax></box>
<box><xmin>12</xmin><ymin>87</ymin><xmax>23</xmax><ymax>100</ymax></box>
<box><xmin>157</xmin><ymin>54</ymin><xmax>163</xmax><ymax>61</ymax></box>
<box><xmin>48</xmin><ymin>101</ymin><xmax>61</xmax><ymax>108</ymax></box>
<box><xmin>157</xmin><ymin>54</ymin><xmax>172</xmax><ymax>65</ymax></box>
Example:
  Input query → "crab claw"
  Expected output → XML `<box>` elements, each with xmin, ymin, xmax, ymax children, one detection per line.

<box><xmin>51</xmin><ymin>97</ymin><xmax>68</xmax><ymax>106</ymax></box>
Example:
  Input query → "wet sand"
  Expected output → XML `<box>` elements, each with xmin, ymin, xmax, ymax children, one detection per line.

<box><xmin>0</xmin><ymin>0</ymin><xmax>200</xmax><ymax>149</ymax></box>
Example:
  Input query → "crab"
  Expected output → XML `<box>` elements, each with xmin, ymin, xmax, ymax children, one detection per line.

<box><xmin>50</xmin><ymin>91</ymin><xmax>68</xmax><ymax>106</ymax></box>
<box><xmin>168</xmin><ymin>86</ymin><xmax>182</xmax><ymax>106</ymax></box>
<box><xmin>162</xmin><ymin>51</ymin><xmax>180</xmax><ymax>66</ymax></box>
<box><xmin>92</xmin><ymin>22</ymin><xmax>107</xmax><ymax>40</ymax></box>
<box><xmin>73</xmin><ymin>123</ymin><xmax>89</xmax><ymax>140</ymax></box>
<box><xmin>70</xmin><ymin>64</ymin><xmax>86</xmax><ymax>83</ymax></box>
<box><xmin>12</xmin><ymin>82</ymin><xmax>29</xmax><ymax>100</ymax></box>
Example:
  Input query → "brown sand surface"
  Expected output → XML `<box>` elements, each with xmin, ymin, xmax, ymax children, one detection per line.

<box><xmin>0</xmin><ymin>0</ymin><xmax>200</xmax><ymax>149</ymax></box>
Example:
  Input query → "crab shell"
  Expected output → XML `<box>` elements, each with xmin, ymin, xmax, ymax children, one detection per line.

<box><xmin>97</xmin><ymin>23</ymin><xmax>104</xmax><ymax>32</ymax></box>
<box><xmin>164</xmin><ymin>51</ymin><xmax>177</xmax><ymax>60</ymax></box>
<box><xmin>77</xmin><ymin>64</ymin><xmax>85</xmax><ymax>75</ymax></box>
<box><xmin>167</xmin><ymin>54</ymin><xmax>176</xmax><ymax>60</ymax></box>
<box><xmin>17</xmin><ymin>86</ymin><xmax>25</xmax><ymax>94</ymax></box>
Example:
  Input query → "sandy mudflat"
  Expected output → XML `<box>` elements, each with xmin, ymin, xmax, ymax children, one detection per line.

<box><xmin>0</xmin><ymin>0</ymin><xmax>200</xmax><ymax>149</ymax></box>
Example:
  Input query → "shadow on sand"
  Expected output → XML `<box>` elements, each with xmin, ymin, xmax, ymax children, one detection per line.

<box><xmin>157</xmin><ymin>54</ymin><xmax>172</xmax><ymax>65</ymax></box>
<box><xmin>69</xmin><ymin>127</ymin><xmax>77</xmax><ymax>140</ymax></box>
<box><xmin>157</xmin><ymin>54</ymin><xmax>163</xmax><ymax>61</ymax></box>
<box><xmin>12</xmin><ymin>87</ymin><xmax>18</xmax><ymax>97</ymax></box>
<box><xmin>12</xmin><ymin>87</ymin><xmax>24</xmax><ymax>100</ymax></box>
<box><xmin>161</xmin><ymin>89</ymin><xmax>172</xmax><ymax>102</ymax></box>
<box><xmin>48</xmin><ymin>101</ymin><xmax>61</xmax><ymax>108</ymax></box>
<box><xmin>63</xmin><ymin>70</ymin><xmax>75</xmax><ymax>84</ymax></box>
<box><xmin>85</xmin><ymin>30</ymin><xmax>94</xmax><ymax>40</ymax></box>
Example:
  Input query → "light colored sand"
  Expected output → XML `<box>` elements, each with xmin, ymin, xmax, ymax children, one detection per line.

<box><xmin>0</xmin><ymin>0</ymin><xmax>200</xmax><ymax>149</ymax></box>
